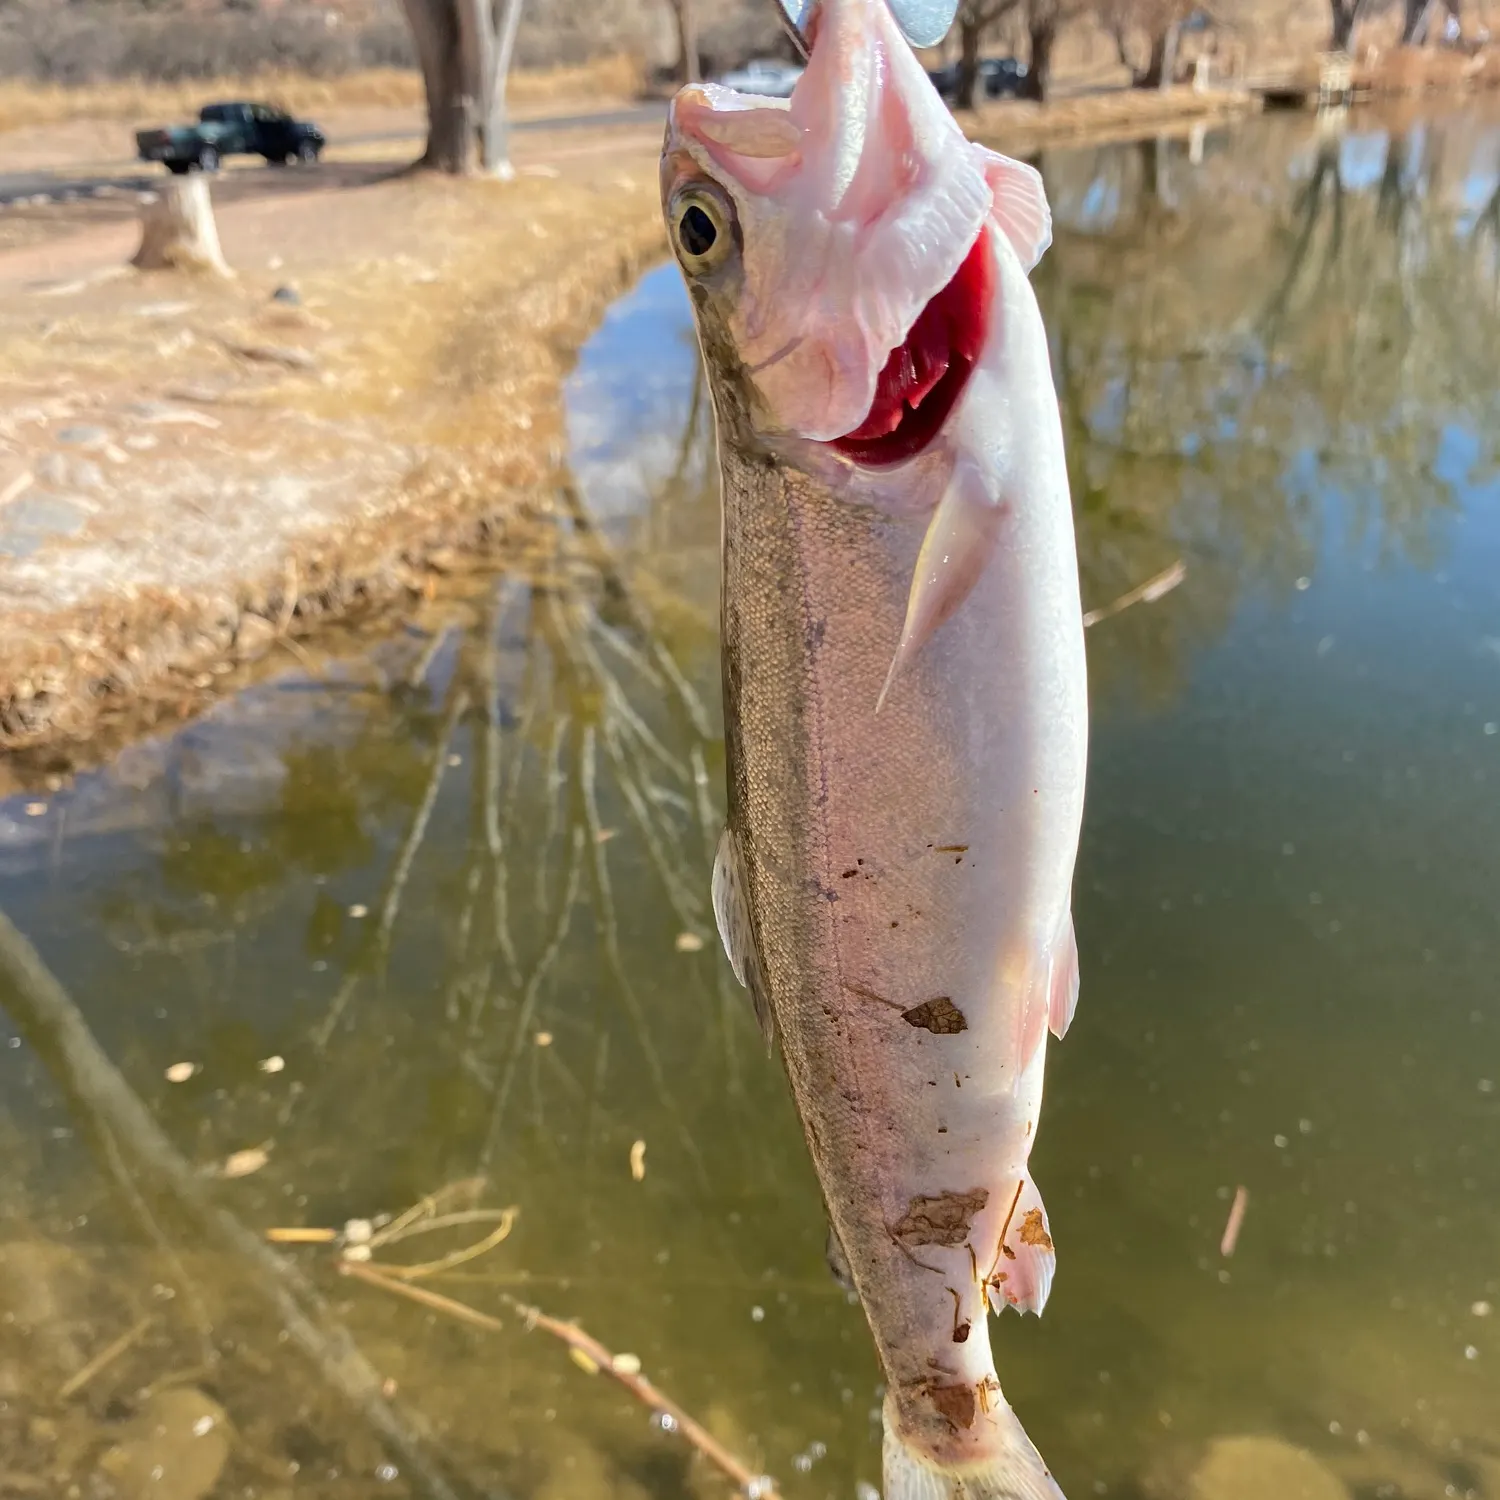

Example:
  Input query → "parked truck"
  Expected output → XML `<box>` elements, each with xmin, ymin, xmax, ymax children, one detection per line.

<box><xmin>135</xmin><ymin>102</ymin><xmax>325</xmax><ymax>175</ymax></box>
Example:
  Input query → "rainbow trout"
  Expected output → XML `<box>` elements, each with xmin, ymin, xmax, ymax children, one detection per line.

<box><xmin>660</xmin><ymin>2</ymin><xmax>1087</xmax><ymax>1495</ymax></box>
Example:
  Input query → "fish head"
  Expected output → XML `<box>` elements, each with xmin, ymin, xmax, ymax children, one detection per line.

<box><xmin>659</xmin><ymin>0</ymin><xmax>993</xmax><ymax>450</ymax></box>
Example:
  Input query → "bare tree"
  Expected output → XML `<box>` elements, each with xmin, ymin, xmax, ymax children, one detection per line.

<box><xmin>1401</xmin><ymin>0</ymin><xmax>1458</xmax><ymax>42</ymax></box>
<box><xmin>398</xmin><ymin>0</ymin><xmax>526</xmax><ymax>175</ymax></box>
<box><xmin>666</xmin><ymin>0</ymin><xmax>702</xmax><ymax>83</ymax></box>
<box><xmin>1098</xmin><ymin>0</ymin><xmax>1188</xmax><ymax>88</ymax></box>
<box><xmin>1327</xmin><ymin>0</ymin><xmax>1365</xmax><ymax>50</ymax></box>
<box><xmin>955</xmin><ymin>0</ymin><xmax>1023</xmax><ymax>108</ymax></box>
<box><xmin>1022</xmin><ymin>0</ymin><xmax>1084</xmax><ymax>99</ymax></box>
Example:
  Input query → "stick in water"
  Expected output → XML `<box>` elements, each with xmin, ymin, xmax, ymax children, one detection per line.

<box><xmin>1220</xmin><ymin>1185</ymin><xmax>1248</xmax><ymax>1257</ymax></box>
<box><xmin>1083</xmin><ymin>559</ymin><xmax>1187</xmax><ymax>628</ymax></box>
<box><xmin>341</xmin><ymin>1260</ymin><xmax>779</xmax><ymax>1499</ymax></box>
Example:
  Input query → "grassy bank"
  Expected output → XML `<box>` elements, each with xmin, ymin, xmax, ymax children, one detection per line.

<box><xmin>0</xmin><ymin>54</ymin><xmax>643</xmax><ymax>136</ymax></box>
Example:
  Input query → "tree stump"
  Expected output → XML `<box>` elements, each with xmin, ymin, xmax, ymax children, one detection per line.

<box><xmin>132</xmin><ymin>176</ymin><xmax>232</xmax><ymax>276</ymax></box>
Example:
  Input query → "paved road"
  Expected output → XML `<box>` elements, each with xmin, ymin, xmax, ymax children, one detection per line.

<box><xmin>0</xmin><ymin>101</ymin><xmax>667</xmax><ymax>206</ymax></box>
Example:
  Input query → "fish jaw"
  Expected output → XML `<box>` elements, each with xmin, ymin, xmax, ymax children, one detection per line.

<box><xmin>660</xmin><ymin>0</ymin><xmax>992</xmax><ymax>444</ymax></box>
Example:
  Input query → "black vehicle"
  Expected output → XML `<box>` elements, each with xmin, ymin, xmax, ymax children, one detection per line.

<box><xmin>926</xmin><ymin>56</ymin><xmax>1029</xmax><ymax>101</ymax></box>
<box><xmin>135</xmin><ymin>102</ymin><xmax>326</xmax><ymax>175</ymax></box>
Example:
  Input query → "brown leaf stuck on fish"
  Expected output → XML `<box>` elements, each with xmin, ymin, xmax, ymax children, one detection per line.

<box><xmin>901</xmin><ymin>997</ymin><xmax>968</xmax><ymax>1035</ymax></box>
<box><xmin>892</xmin><ymin>1188</ymin><xmax>989</xmax><ymax>1248</ymax></box>
<box><xmin>927</xmin><ymin>1380</ymin><xmax>978</xmax><ymax>1431</ymax></box>
<box><xmin>1018</xmin><ymin>1208</ymin><xmax>1053</xmax><ymax>1251</ymax></box>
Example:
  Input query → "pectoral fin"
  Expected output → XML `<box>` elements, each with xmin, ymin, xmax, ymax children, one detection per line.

<box><xmin>877</xmin><ymin>457</ymin><xmax>1005</xmax><ymax>713</ymax></box>
<box><xmin>1047</xmin><ymin>910</ymin><xmax>1080</xmax><ymax>1040</ymax></box>
<box><xmin>711</xmin><ymin>826</ymin><xmax>775</xmax><ymax>1053</ymax></box>
<box><xmin>972</xmin><ymin>143</ymin><xmax>1053</xmax><ymax>271</ymax></box>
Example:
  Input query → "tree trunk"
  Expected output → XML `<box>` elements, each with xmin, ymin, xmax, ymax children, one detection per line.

<box><xmin>1158</xmin><ymin>20</ymin><xmax>1180</xmax><ymax>88</ymax></box>
<box><xmin>1329</xmin><ymin>0</ymin><xmax>1361</xmax><ymax>51</ymax></box>
<box><xmin>957</xmin><ymin>15</ymin><xmax>983</xmax><ymax>109</ymax></box>
<box><xmin>672</xmin><ymin>0</ymin><xmax>701</xmax><ymax>84</ymax></box>
<box><xmin>479</xmin><ymin>0</ymin><xmax>525</xmax><ymax>176</ymax></box>
<box><xmin>1024</xmin><ymin>17</ymin><xmax>1055</xmax><ymax>100</ymax></box>
<box><xmin>132</xmin><ymin>176</ymin><xmax>231</xmax><ymax>276</ymax></box>
<box><xmin>1401</xmin><ymin>0</ymin><xmax>1433</xmax><ymax>43</ymax></box>
<box><xmin>399</xmin><ymin>0</ymin><xmax>466</xmax><ymax>171</ymax></box>
<box><xmin>1139</xmin><ymin>20</ymin><xmax>1181</xmax><ymax>87</ymax></box>
<box><xmin>399</xmin><ymin>0</ymin><xmax>523</xmax><ymax>175</ymax></box>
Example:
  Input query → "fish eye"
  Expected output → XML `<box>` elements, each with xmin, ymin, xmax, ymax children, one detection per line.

<box><xmin>671</xmin><ymin>187</ymin><xmax>734</xmax><ymax>274</ymax></box>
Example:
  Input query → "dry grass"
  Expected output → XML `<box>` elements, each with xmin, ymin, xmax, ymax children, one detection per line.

<box><xmin>1365</xmin><ymin>42</ymin><xmax>1500</xmax><ymax>92</ymax></box>
<box><xmin>0</xmin><ymin>54</ymin><xmax>643</xmax><ymax>136</ymax></box>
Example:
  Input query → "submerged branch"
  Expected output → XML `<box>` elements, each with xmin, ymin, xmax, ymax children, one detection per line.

<box><xmin>342</xmin><ymin>1261</ymin><xmax>779</xmax><ymax>1499</ymax></box>
<box><xmin>0</xmin><ymin>909</ymin><xmax>468</xmax><ymax>1500</ymax></box>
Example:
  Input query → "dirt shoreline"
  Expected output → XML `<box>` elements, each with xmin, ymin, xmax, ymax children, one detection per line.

<box><xmin>0</xmin><ymin>126</ymin><xmax>665</xmax><ymax>780</ymax></box>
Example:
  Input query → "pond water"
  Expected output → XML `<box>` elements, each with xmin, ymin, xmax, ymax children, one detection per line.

<box><xmin>2</xmin><ymin>102</ymin><xmax>1500</xmax><ymax>1500</ymax></box>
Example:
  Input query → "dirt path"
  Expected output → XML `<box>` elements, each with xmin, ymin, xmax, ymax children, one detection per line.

<box><xmin>0</xmin><ymin>122</ymin><xmax>665</xmax><ymax>774</ymax></box>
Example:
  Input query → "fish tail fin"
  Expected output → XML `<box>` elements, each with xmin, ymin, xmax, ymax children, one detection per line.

<box><xmin>882</xmin><ymin>1394</ymin><xmax>1066</xmax><ymax>1500</ymax></box>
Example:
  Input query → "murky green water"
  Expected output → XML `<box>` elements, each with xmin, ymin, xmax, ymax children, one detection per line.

<box><xmin>3</xmin><ymin>104</ymin><xmax>1500</xmax><ymax>1500</ymax></box>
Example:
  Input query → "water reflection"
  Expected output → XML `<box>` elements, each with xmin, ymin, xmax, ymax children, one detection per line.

<box><xmin>1</xmin><ymin>105</ymin><xmax>1499</xmax><ymax>1500</ymax></box>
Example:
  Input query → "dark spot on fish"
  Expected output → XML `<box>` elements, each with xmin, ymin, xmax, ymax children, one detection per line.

<box><xmin>954</xmin><ymin>856</ymin><xmax>962</xmax><ymax>864</ymax></box>
<box><xmin>1001</xmin><ymin>1243</ymin><xmax>1017</xmax><ymax>1261</ymax></box>
<box><xmin>892</xmin><ymin>1188</ymin><xmax>988</xmax><ymax>1249</ymax></box>
<box><xmin>954</xmin><ymin>1073</ymin><xmax>962</xmax><ymax>1088</ymax></box>
<box><xmin>890</xmin><ymin>921</ymin><xmax>899</xmax><ymax>928</ymax></box>
<box><xmin>927</xmin><ymin>1381</ymin><xmax>977</xmax><ymax>1432</ymax></box>
<box><xmin>1019</xmin><ymin>1208</ymin><xmax>1054</xmax><ymax>1251</ymax></box>
<box><xmin>994</xmin><ymin>1270</ymin><xmax>1008</xmax><ymax>1282</ymax></box>
<box><xmin>841</xmin><ymin>869</ymin><xmax>858</xmax><ymax>878</ymax></box>
<box><xmin>937</xmin><ymin>1126</ymin><xmax>948</xmax><ymax>1134</ymax></box>
<box><xmin>857</xmin><ymin>858</ymin><xmax>865</xmax><ymax>865</ymax></box>
<box><xmin>947</xmin><ymin>1287</ymin><xmax>970</xmax><ymax>1343</ymax></box>
<box><xmin>901</xmin><ymin>997</ymin><xmax>967</xmax><ymax>1035</ymax></box>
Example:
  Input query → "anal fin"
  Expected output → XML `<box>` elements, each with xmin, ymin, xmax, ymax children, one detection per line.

<box><xmin>1048</xmin><ymin>910</ymin><xmax>1080</xmax><ymax>1040</ymax></box>
<box><xmin>711</xmin><ymin>826</ymin><xmax>775</xmax><ymax>1054</ymax></box>
<box><xmin>877</xmin><ymin>457</ymin><xmax>1006</xmax><ymax>713</ymax></box>
<box><xmin>987</xmin><ymin>1171</ymin><xmax>1055</xmax><ymax>1317</ymax></box>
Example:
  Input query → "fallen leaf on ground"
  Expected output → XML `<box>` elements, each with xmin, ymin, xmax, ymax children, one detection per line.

<box><xmin>629</xmin><ymin>1140</ymin><xmax>647</xmax><ymax>1181</ymax></box>
<box><xmin>221</xmin><ymin>1147</ymin><xmax>270</xmax><ymax>1179</ymax></box>
<box><xmin>675</xmin><ymin>932</ymin><xmax>704</xmax><ymax>953</ymax></box>
<box><xmin>165</xmin><ymin>1062</ymin><xmax>197</xmax><ymax>1084</ymax></box>
<box><xmin>258</xmin><ymin>1055</ymin><xmax>285</xmax><ymax>1074</ymax></box>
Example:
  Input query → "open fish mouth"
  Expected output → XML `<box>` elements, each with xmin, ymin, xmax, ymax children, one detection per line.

<box><xmin>831</xmin><ymin>225</ymin><xmax>995</xmax><ymax>467</ymax></box>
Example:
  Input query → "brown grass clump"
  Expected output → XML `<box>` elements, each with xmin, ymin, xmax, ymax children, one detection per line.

<box><xmin>0</xmin><ymin>55</ymin><xmax>643</xmax><ymax>136</ymax></box>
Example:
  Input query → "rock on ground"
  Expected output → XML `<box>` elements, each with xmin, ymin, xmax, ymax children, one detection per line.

<box><xmin>1190</xmin><ymin>1435</ymin><xmax>1348</xmax><ymax>1500</ymax></box>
